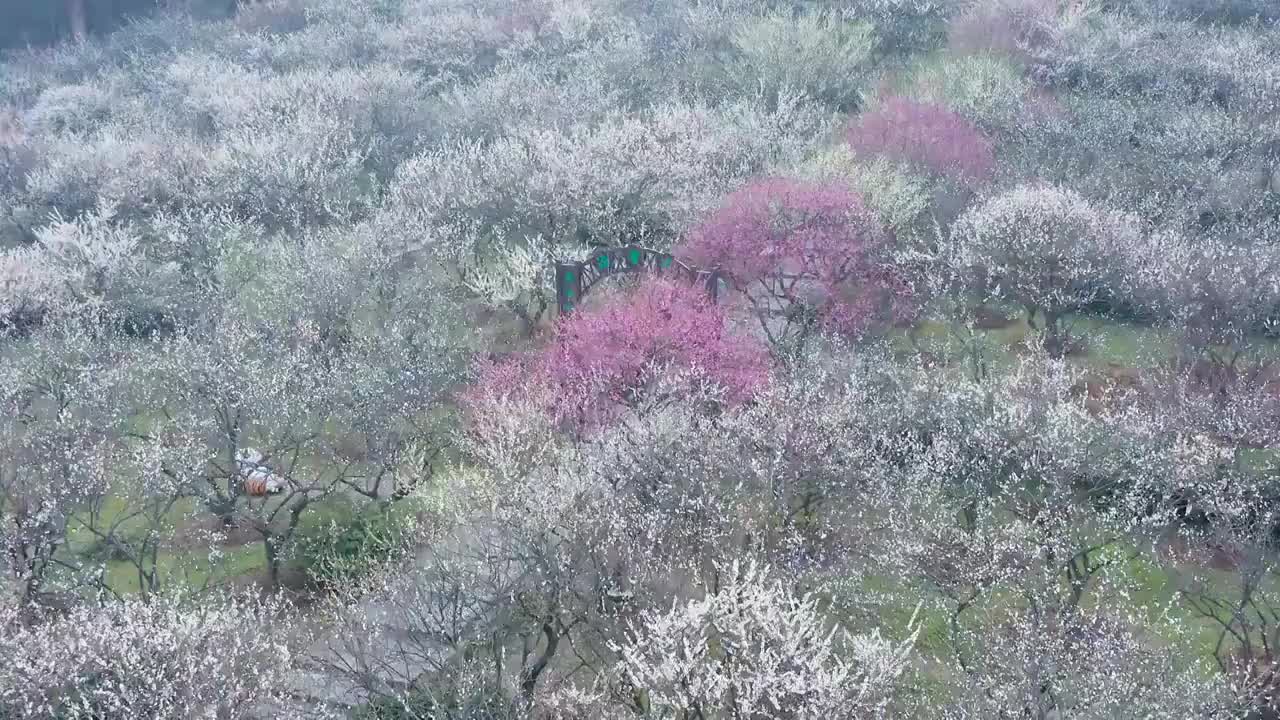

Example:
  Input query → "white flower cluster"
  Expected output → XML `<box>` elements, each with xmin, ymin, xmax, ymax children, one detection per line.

<box><xmin>613</xmin><ymin>558</ymin><xmax>919</xmax><ymax>719</ymax></box>
<box><xmin>0</xmin><ymin>592</ymin><xmax>307</xmax><ymax>719</ymax></box>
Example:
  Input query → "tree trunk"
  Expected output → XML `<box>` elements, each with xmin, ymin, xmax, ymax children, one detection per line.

<box><xmin>519</xmin><ymin>622</ymin><xmax>559</xmax><ymax>707</ymax></box>
<box><xmin>1044</xmin><ymin>312</ymin><xmax>1068</xmax><ymax>358</ymax></box>
<box><xmin>66</xmin><ymin>0</ymin><xmax>88</xmax><ymax>41</ymax></box>
<box><xmin>208</xmin><ymin>494</ymin><xmax>239</xmax><ymax>527</ymax></box>
<box><xmin>264</xmin><ymin>536</ymin><xmax>280</xmax><ymax>588</ymax></box>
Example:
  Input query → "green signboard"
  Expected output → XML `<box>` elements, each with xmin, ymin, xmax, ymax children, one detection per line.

<box><xmin>554</xmin><ymin>245</ymin><xmax>721</xmax><ymax>315</ymax></box>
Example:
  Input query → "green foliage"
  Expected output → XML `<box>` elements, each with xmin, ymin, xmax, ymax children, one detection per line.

<box><xmin>794</xmin><ymin>145</ymin><xmax>932</xmax><ymax>240</ymax></box>
<box><xmin>292</xmin><ymin>499</ymin><xmax>414</xmax><ymax>585</ymax></box>
<box><xmin>730</xmin><ymin>11</ymin><xmax>877</xmax><ymax>111</ymax></box>
<box><xmin>900</xmin><ymin>52</ymin><xmax>1032</xmax><ymax>130</ymax></box>
<box><xmin>104</xmin><ymin>544</ymin><xmax>267</xmax><ymax>595</ymax></box>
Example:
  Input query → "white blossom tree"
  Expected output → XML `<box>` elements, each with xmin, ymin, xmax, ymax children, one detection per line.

<box><xmin>947</xmin><ymin>183</ymin><xmax>1143</xmax><ymax>356</ymax></box>
<box><xmin>612</xmin><ymin>558</ymin><xmax>920</xmax><ymax>720</ymax></box>
<box><xmin>0</xmin><ymin>590</ymin><xmax>319</xmax><ymax>719</ymax></box>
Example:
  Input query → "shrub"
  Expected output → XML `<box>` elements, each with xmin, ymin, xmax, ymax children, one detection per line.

<box><xmin>845</xmin><ymin>96</ymin><xmax>997</xmax><ymax>187</ymax></box>
<box><xmin>293</xmin><ymin>502</ymin><xmax>414</xmax><ymax>585</ymax></box>
<box><xmin>680</xmin><ymin>177</ymin><xmax>914</xmax><ymax>350</ymax></box>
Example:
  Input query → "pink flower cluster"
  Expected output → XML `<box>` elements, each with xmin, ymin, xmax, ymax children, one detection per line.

<box><xmin>462</xmin><ymin>278</ymin><xmax>771</xmax><ymax>432</ymax></box>
<box><xmin>680</xmin><ymin>177</ymin><xmax>912</xmax><ymax>338</ymax></box>
<box><xmin>845</xmin><ymin>96</ymin><xmax>996</xmax><ymax>186</ymax></box>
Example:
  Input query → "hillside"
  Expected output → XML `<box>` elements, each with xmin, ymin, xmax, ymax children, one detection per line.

<box><xmin>3</xmin><ymin>0</ymin><xmax>1280</xmax><ymax>717</ymax></box>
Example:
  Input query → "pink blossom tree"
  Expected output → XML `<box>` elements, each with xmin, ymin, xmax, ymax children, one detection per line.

<box><xmin>461</xmin><ymin>277</ymin><xmax>770</xmax><ymax>435</ymax></box>
<box><xmin>679</xmin><ymin>177</ymin><xmax>913</xmax><ymax>352</ymax></box>
<box><xmin>845</xmin><ymin>96</ymin><xmax>997</xmax><ymax>188</ymax></box>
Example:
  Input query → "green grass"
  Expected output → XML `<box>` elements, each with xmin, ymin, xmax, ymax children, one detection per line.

<box><xmin>823</xmin><ymin>573</ymin><xmax>956</xmax><ymax>656</ymax></box>
<box><xmin>64</xmin><ymin>495</ymin><xmax>198</xmax><ymax>560</ymax></box>
<box><xmin>61</xmin><ymin>492</ymin><xmax>263</xmax><ymax>595</ymax></box>
<box><xmin>74</xmin><ymin>490</ymin><xmax>426</xmax><ymax>597</ymax></box>
<box><xmin>817</xmin><ymin>529</ymin><xmax>1270</xmax><ymax>703</ymax></box>
<box><xmin>52</xmin><ymin>413</ymin><xmax>454</xmax><ymax>599</ymax></box>
<box><xmin>102</xmin><ymin>542</ymin><xmax>267</xmax><ymax>594</ymax></box>
<box><xmin>1063</xmin><ymin>314</ymin><xmax>1176</xmax><ymax>367</ymax></box>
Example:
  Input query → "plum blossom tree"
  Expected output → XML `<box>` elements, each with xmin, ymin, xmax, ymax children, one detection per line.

<box><xmin>728</xmin><ymin>10</ymin><xmax>876</xmax><ymax>112</ymax></box>
<box><xmin>330</xmin><ymin>343</ymin><xmax>1261</xmax><ymax>719</ymax></box>
<box><xmin>0</xmin><ymin>590</ymin><xmax>312</xmax><ymax>719</ymax></box>
<box><xmin>845</xmin><ymin>96</ymin><xmax>997</xmax><ymax>188</ymax></box>
<box><xmin>319</xmin><ymin>393</ymin><xmax>731</xmax><ymax>717</ymax></box>
<box><xmin>0</xmin><ymin>321</ymin><xmax>250</xmax><ymax>605</ymax></box>
<box><xmin>462</xmin><ymin>277</ymin><xmax>770</xmax><ymax>433</ymax></box>
<box><xmin>0</xmin><ymin>325</ymin><xmax>120</xmax><ymax>605</ymax></box>
<box><xmin>679</xmin><ymin>177</ymin><xmax>913</xmax><ymax>353</ymax></box>
<box><xmin>0</xmin><ymin>200</ymin><xmax>202</xmax><ymax>340</ymax></box>
<box><xmin>329</xmin><ymin>380</ymin><xmax>917</xmax><ymax>718</ymax></box>
<box><xmin>610</xmin><ymin>558</ymin><xmax>920</xmax><ymax>720</ymax></box>
<box><xmin>1136</xmin><ymin>234</ymin><xmax>1280</xmax><ymax>398</ymax></box>
<box><xmin>1170</xmin><ymin>510</ymin><xmax>1280</xmax><ymax>719</ymax></box>
<box><xmin>946</xmin><ymin>183</ymin><xmax>1142</xmax><ymax>356</ymax></box>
